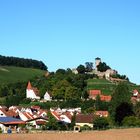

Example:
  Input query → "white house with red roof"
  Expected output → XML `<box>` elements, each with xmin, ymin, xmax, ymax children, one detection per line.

<box><xmin>26</xmin><ymin>81</ymin><xmax>40</xmax><ymax>100</ymax></box>
<box><xmin>19</xmin><ymin>111</ymin><xmax>35</xmax><ymax>121</ymax></box>
<box><xmin>50</xmin><ymin>108</ymin><xmax>72</xmax><ymax>124</ymax></box>
<box><xmin>26</xmin><ymin>117</ymin><xmax>48</xmax><ymax>129</ymax></box>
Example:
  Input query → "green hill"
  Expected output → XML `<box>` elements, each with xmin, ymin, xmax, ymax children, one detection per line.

<box><xmin>0</xmin><ymin>66</ymin><xmax>46</xmax><ymax>83</ymax></box>
<box><xmin>87</xmin><ymin>78</ymin><xmax>140</xmax><ymax>95</ymax></box>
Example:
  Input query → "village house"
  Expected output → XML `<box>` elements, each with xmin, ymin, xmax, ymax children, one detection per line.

<box><xmin>0</xmin><ymin>117</ymin><xmax>25</xmax><ymax>133</ymax></box>
<box><xmin>0</xmin><ymin>108</ymin><xmax>19</xmax><ymax>118</ymax></box>
<box><xmin>26</xmin><ymin>117</ymin><xmax>48</xmax><ymax>129</ymax></box>
<box><xmin>75</xmin><ymin>114</ymin><xmax>94</xmax><ymax>129</ymax></box>
<box><xmin>50</xmin><ymin>108</ymin><xmax>72</xmax><ymax>124</ymax></box>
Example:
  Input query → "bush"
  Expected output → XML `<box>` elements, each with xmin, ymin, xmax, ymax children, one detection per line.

<box><xmin>81</xmin><ymin>125</ymin><xmax>92</xmax><ymax>131</ymax></box>
<box><xmin>122</xmin><ymin>116</ymin><xmax>140</xmax><ymax>127</ymax></box>
<box><xmin>0</xmin><ymin>127</ymin><xmax>2</xmax><ymax>133</ymax></box>
<box><xmin>94</xmin><ymin>117</ymin><xmax>109</xmax><ymax>130</ymax></box>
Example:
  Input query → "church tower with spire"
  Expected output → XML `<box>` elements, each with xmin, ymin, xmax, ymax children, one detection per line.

<box><xmin>26</xmin><ymin>81</ymin><xmax>40</xmax><ymax>100</ymax></box>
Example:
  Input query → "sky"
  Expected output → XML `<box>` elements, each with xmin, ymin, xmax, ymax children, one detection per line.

<box><xmin>0</xmin><ymin>0</ymin><xmax>140</xmax><ymax>84</ymax></box>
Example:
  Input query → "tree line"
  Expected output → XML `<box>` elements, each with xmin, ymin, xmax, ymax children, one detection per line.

<box><xmin>0</xmin><ymin>55</ymin><xmax>47</xmax><ymax>70</ymax></box>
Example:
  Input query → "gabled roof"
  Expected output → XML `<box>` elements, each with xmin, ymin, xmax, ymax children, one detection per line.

<box><xmin>0</xmin><ymin>108</ymin><xmax>18</xmax><ymax>117</ymax></box>
<box><xmin>22</xmin><ymin>112</ymin><xmax>35</xmax><ymax>120</ymax></box>
<box><xmin>76</xmin><ymin>114</ymin><xmax>94</xmax><ymax>123</ymax></box>
<box><xmin>51</xmin><ymin>111</ymin><xmax>61</xmax><ymax>120</ymax></box>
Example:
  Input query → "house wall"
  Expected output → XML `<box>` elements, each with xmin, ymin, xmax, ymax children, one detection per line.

<box><xmin>0</xmin><ymin>124</ymin><xmax>7</xmax><ymax>133</ymax></box>
<box><xmin>44</xmin><ymin>92</ymin><xmax>51</xmax><ymax>101</ymax></box>
<box><xmin>76</xmin><ymin>123</ymin><xmax>93</xmax><ymax>128</ymax></box>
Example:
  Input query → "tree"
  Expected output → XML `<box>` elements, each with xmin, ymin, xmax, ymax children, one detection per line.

<box><xmin>51</xmin><ymin>80</ymin><xmax>71</xmax><ymax>100</ymax></box>
<box><xmin>95</xmin><ymin>95</ymin><xmax>110</xmax><ymax>111</ymax></box>
<box><xmin>115</xmin><ymin>102</ymin><xmax>134</xmax><ymax>125</ymax></box>
<box><xmin>97</xmin><ymin>62</ymin><xmax>110</xmax><ymax>72</ymax></box>
<box><xmin>85</xmin><ymin>62</ymin><xmax>93</xmax><ymax>72</ymax></box>
<box><xmin>95</xmin><ymin>95</ymin><xmax>102</xmax><ymax>110</ymax></box>
<box><xmin>94</xmin><ymin>117</ymin><xmax>109</xmax><ymax>130</ymax></box>
<box><xmin>56</xmin><ymin>69</ymin><xmax>66</xmax><ymax>75</ymax></box>
<box><xmin>0</xmin><ymin>86</ymin><xmax>9</xmax><ymax>97</ymax></box>
<box><xmin>65</xmin><ymin>86</ymin><xmax>80</xmax><ymax>100</ymax></box>
<box><xmin>134</xmin><ymin>102</ymin><xmax>140</xmax><ymax>119</ymax></box>
<box><xmin>77</xmin><ymin>65</ymin><xmax>86</xmax><ymax>74</ymax></box>
<box><xmin>70</xmin><ymin>112</ymin><xmax>76</xmax><ymax>129</ymax></box>
<box><xmin>46</xmin><ymin>112</ymin><xmax>59</xmax><ymax>130</ymax></box>
<box><xmin>122</xmin><ymin>116</ymin><xmax>140</xmax><ymax>127</ymax></box>
<box><xmin>110</xmin><ymin>82</ymin><xmax>131</xmax><ymax>122</ymax></box>
<box><xmin>82</xmin><ymin>88</ymin><xmax>89</xmax><ymax>99</ymax></box>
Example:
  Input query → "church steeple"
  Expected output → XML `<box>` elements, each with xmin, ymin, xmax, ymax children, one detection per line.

<box><xmin>27</xmin><ymin>81</ymin><xmax>32</xmax><ymax>90</ymax></box>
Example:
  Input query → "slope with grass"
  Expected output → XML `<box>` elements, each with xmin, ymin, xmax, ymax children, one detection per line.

<box><xmin>0</xmin><ymin>66</ymin><xmax>46</xmax><ymax>83</ymax></box>
<box><xmin>87</xmin><ymin>78</ymin><xmax>140</xmax><ymax>95</ymax></box>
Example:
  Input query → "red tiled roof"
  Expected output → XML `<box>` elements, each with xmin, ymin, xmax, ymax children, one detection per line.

<box><xmin>38</xmin><ymin>110</ymin><xmax>47</xmax><ymax>116</ymax></box>
<box><xmin>89</xmin><ymin>90</ymin><xmax>101</xmax><ymax>96</ymax></box>
<box><xmin>27</xmin><ymin>81</ymin><xmax>32</xmax><ymax>90</ymax></box>
<box><xmin>100</xmin><ymin>95</ymin><xmax>111</xmax><ymax>102</ymax></box>
<box><xmin>22</xmin><ymin>112</ymin><xmax>34</xmax><ymax>120</ymax></box>
<box><xmin>0</xmin><ymin>108</ymin><xmax>18</xmax><ymax>117</ymax></box>
<box><xmin>51</xmin><ymin>111</ymin><xmax>60</xmax><ymax>120</ymax></box>
<box><xmin>76</xmin><ymin>114</ymin><xmax>94</xmax><ymax>123</ymax></box>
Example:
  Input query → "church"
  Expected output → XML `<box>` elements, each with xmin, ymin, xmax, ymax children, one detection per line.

<box><xmin>26</xmin><ymin>81</ymin><xmax>40</xmax><ymax>100</ymax></box>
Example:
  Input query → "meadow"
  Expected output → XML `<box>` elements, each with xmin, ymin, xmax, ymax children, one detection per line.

<box><xmin>0</xmin><ymin>128</ymin><xmax>140</xmax><ymax>140</ymax></box>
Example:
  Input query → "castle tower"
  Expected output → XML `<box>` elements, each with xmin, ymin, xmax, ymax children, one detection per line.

<box><xmin>95</xmin><ymin>57</ymin><xmax>101</xmax><ymax>71</ymax></box>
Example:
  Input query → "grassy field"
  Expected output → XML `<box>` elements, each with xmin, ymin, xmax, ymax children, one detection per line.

<box><xmin>87</xmin><ymin>78</ymin><xmax>140</xmax><ymax>95</ymax></box>
<box><xmin>0</xmin><ymin>66</ymin><xmax>46</xmax><ymax>83</ymax></box>
<box><xmin>0</xmin><ymin>128</ymin><xmax>140</xmax><ymax>140</ymax></box>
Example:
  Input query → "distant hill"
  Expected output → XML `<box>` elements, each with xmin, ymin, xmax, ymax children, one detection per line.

<box><xmin>0</xmin><ymin>66</ymin><xmax>46</xmax><ymax>83</ymax></box>
<box><xmin>0</xmin><ymin>55</ymin><xmax>47</xmax><ymax>70</ymax></box>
